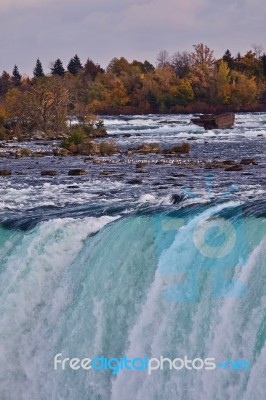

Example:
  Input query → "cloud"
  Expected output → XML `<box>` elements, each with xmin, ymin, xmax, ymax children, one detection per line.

<box><xmin>121</xmin><ymin>0</ymin><xmax>207</xmax><ymax>30</ymax></box>
<box><xmin>0</xmin><ymin>0</ymin><xmax>264</xmax><ymax>75</ymax></box>
<box><xmin>0</xmin><ymin>0</ymin><xmax>53</xmax><ymax>13</ymax></box>
<box><xmin>0</xmin><ymin>0</ymin><xmax>139</xmax><ymax>14</ymax></box>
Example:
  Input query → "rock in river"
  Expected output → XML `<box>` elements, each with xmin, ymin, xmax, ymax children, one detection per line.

<box><xmin>225</xmin><ymin>164</ymin><xmax>243</xmax><ymax>172</ymax></box>
<box><xmin>240</xmin><ymin>158</ymin><xmax>257</xmax><ymax>165</ymax></box>
<box><xmin>0</xmin><ymin>169</ymin><xmax>11</xmax><ymax>176</ymax></box>
<box><xmin>41</xmin><ymin>170</ymin><xmax>57</xmax><ymax>176</ymax></box>
<box><xmin>68</xmin><ymin>169</ymin><xmax>87</xmax><ymax>176</ymax></box>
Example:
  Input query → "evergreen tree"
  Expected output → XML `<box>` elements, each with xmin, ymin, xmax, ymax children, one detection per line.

<box><xmin>1</xmin><ymin>71</ymin><xmax>10</xmax><ymax>81</ymax></box>
<box><xmin>146</xmin><ymin>90</ymin><xmax>158</xmax><ymax>112</ymax></box>
<box><xmin>0</xmin><ymin>71</ymin><xmax>11</xmax><ymax>96</ymax></box>
<box><xmin>234</xmin><ymin>52</ymin><xmax>244</xmax><ymax>72</ymax></box>
<box><xmin>12</xmin><ymin>65</ymin><xmax>22</xmax><ymax>86</ymax></box>
<box><xmin>33</xmin><ymin>59</ymin><xmax>44</xmax><ymax>78</ymax></box>
<box><xmin>67</xmin><ymin>54</ymin><xmax>83</xmax><ymax>75</ymax></box>
<box><xmin>142</xmin><ymin>60</ymin><xmax>155</xmax><ymax>73</ymax></box>
<box><xmin>51</xmin><ymin>59</ymin><xmax>65</xmax><ymax>76</ymax></box>
<box><xmin>261</xmin><ymin>53</ymin><xmax>266</xmax><ymax>76</ymax></box>
<box><xmin>222</xmin><ymin>50</ymin><xmax>234</xmax><ymax>70</ymax></box>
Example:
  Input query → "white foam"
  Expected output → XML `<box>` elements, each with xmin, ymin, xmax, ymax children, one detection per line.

<box><xmin>138</xmin><ymin>194</ymin><xmax>157</xmax><ymax>203</ymax></box>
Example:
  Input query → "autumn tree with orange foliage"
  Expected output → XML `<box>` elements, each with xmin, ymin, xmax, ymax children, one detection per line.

<box><xmin>0</xmin><ymin>43</ymin><xmax>265</xmax><ymax>135</ymax></box>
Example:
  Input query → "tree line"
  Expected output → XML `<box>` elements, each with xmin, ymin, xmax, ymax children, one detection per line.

<box><xmin>0</xmin><ymin>44</ymin><xmax>266</xmax><ymax>138</ymax></box>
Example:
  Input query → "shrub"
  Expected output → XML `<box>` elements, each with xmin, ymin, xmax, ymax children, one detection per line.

<box><xmin>62</xmin><ymin>128</ymin><xmax>86</xmax><ymax>148</ymax></box>
<box><xmin>82</xmin><ymin>120</ymin><xmax>107</xmax><ymax>137</ymax></box>
<box><xmin>78</xmin><ymin>140</ymin><xmax>100</xmax><ymax>155</ymax></box>
<box><xmin>170</xmin><ymin>143</ymin><xmax>190</xmax><ymax>154</ymax></box>
<box><xmin>20</xmin><ymin>148</ymin><xmax>31</xmax><ymax>156</ymax></box>
<box><xmin>77</xmin><ymin>124</ymin><xmax>94</xmax><ymax>136</ymax></box>
<box><xmin>69</xmin><ymin>121</ymin><xmax>107</xmax><ymax>138</ymax></box>
<box><xmin>96</xmin><ymin>119</ymin><xmax>105</xmax><ymax>129</ymax></box>
<box><xmin>99</xmin><ymin>141</ymin><xmax>118</xmax><ymax>156</ymax></box>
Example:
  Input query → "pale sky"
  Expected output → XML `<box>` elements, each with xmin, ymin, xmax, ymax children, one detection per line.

<box><xmin>0</xmin><ymin>0</ymin><xmax>265</xmax><ymax>76</ymax></box>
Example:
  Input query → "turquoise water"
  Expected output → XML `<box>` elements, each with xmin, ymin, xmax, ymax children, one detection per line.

<box><xmin>0</xmin><ymin>205</ymin><xmax>265</xmax><ymax>399</ymax></box>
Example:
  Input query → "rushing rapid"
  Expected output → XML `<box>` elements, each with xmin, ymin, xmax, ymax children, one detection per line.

<box><xmin>0</xmin><ymin>113</ymin><xmax>265</xmax><ymax>399</ymax></box>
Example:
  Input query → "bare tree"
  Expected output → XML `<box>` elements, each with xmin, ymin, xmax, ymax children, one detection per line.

<box><xmin>156</xmin><ymin>50</ymin><xmax>170</xmax><ymax>68</ymax></box>
<box><xmin>251</xmin><ymin>44</ymin><xmax>264</xmax><ymax>59</ymax></box>
<box><xmin>6</xmin><ymin>76</ymin><xmax>69</xmax><ymax>134</ymax></box>
<box><xmin>171</xmin><ymin>51</ymin><xmax>190</xmax><ymax>77</ymax></box>
<box><xmin>190</xmin><ymin>43</ymin><xmax>215</xmax><ymax>68</ymax></box>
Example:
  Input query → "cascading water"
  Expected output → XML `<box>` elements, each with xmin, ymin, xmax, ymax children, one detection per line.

<box><xmin>0</xmin><ymin>204</ymin><xmax>265</xmax><ymax>399</ymax></box>
<box><xmin>0</xmin><ymin>113</ymin><xmax>265</xmax><ymax>399</ymax></box>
